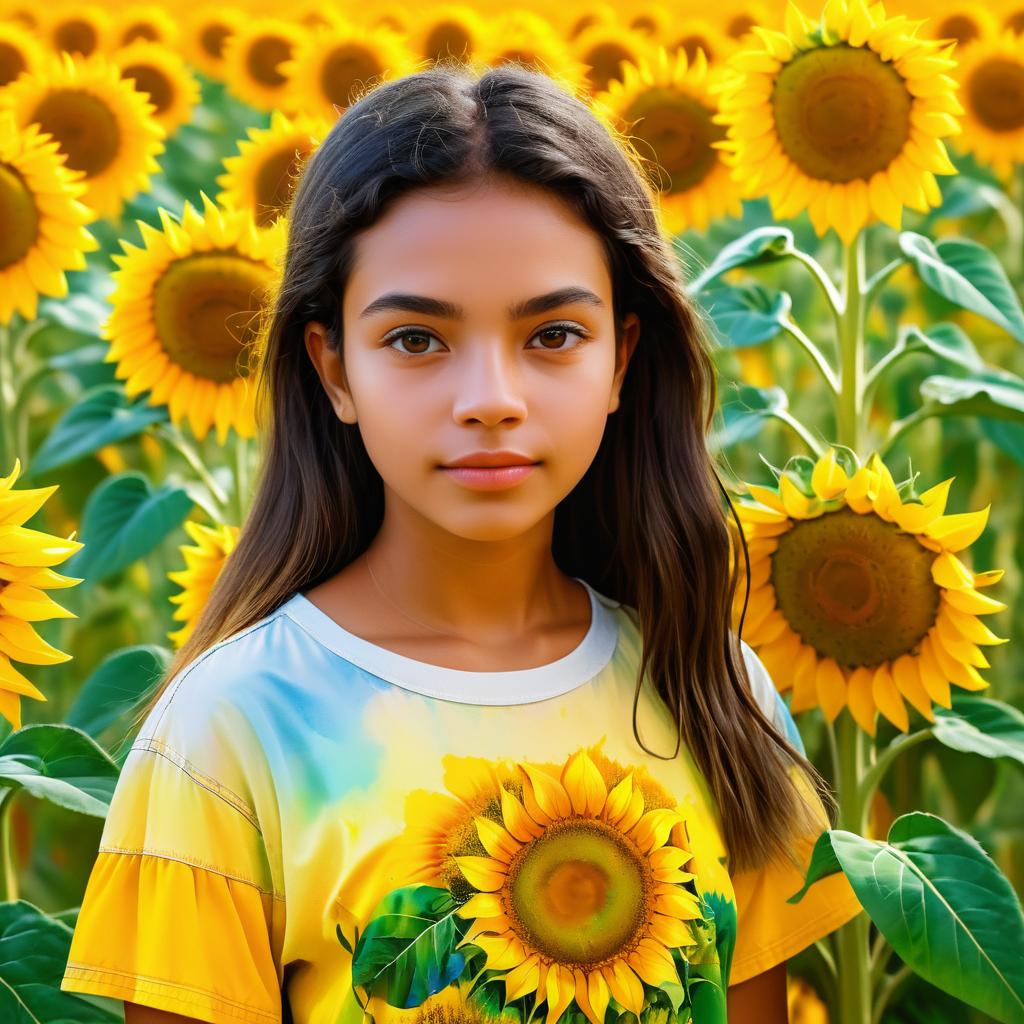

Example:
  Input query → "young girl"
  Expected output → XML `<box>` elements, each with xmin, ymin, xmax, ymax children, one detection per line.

<box><xmin>60</xmin><ymin>60</ymin><xmax>862</xmax><ymax>1024</ymax></box>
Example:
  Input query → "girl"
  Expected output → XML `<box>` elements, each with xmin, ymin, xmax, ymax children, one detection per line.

<box><xmin>60</xmin><ymin>59</ymin><xmax>862</xmax><ymax>1024</ymax></box>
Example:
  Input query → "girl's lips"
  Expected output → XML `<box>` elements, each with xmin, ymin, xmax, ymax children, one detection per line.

<box><xmin>440</xmin><ymin>463</ymin><xmax>539</xmax><ymax>490</ymax></box>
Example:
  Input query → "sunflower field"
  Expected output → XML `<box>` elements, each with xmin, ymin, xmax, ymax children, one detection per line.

<box><xmin>1</xmin><ymin>0</ymin><xmax>1023</xmax><ymax>1021</ymax></box>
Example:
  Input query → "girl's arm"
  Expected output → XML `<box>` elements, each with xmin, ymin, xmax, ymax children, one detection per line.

<box><xmin>124</xmin><ymin>1003</ymin><xmax>208</xmax><ymax>1024</ymax></box>
<box><xmin>727</xmin><ymin>961</ymin><xmax>789</xmax><ymax>1024</ymax></box>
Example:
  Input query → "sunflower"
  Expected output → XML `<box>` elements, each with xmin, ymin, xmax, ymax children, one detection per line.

<box><xmin>625</xmin><ymin>4</ymin><xmax>673</xmax><ymax>39</ymax></box>
<box><xmin>0</xmin><ymin>457</ymin><xmax>84</xmax><ymax>732</ymax></box>
<box><xmin>406</xmin><ymin>4</ymin><xmax>487</xmax><ymax>65</ymax></box>
<box><xmin>730</xmin><ymin>448</ymin><xmax>1007</xmax><ymax>737</ymax></box>
<box><xmin>572</xmin><ymin>21</ymin><xmax>657</xmax><ymax>95</ymax></box>
<box><xmin>919</xmin><ymin>3</ymin><xmax>999</xmax><ymax>46</ymax></box>
<box><xmin>220</xmin><ymin>17</ymin><xmax>304</xmax><ymax>112</ymax></box>
<box><xmin>442</xmin><ymin>745</ymin><xmax>702</xmax><ymax>1024</ymax></box>
<box><xmin>594</xmin><ymin>46</ymin><xmax>744</xmax><ymax>235</ymax></box>
<box><xmin>0</xmin><ymin>2</ymin><xmax>36</xmax><ymax>31</ymax></box>
<box><xmin>167</xmin><ymin>519</ymin><xmax>239</xmax><ymax>648</ymax></box>
<box><xmin>111</xmin><ymin>41</ymin><xmax>200</xmax><ymax>137</ymax></box>
<box><xmin>182</xmin><ymin>7</ymin><xmax>242</xmax><ymax>80</ymax></box>
<box><xmin>0</xmin><ymin>21</ymin><xmax>45</xmax><ymax>91</ymax></box>
<box><xmin>279</xmin><ymin>21</ymin><xmax>420</xmax><ymax>123</ymax></box>
<box><xmin>723</xmin><ymin>1</ymin><xmax>777</xmax><ymax>41</ymax></box>
<box><xmin>2</xmin><ymin>51</ymin><xmax>166</xmax><ymax>222</ymax></box>
<box><xmin>710</xmin><ymin>0</ymin><xmax>964</xmax><ymax>244</ymax></box>
<box><xmin>216</xmin><ymin>109</ymin><xmax>327</xmax><ymax>228</ymax></box>
<box><xmin>664</xmin><ymin>18</ymin><xmax>733</xmax><ymax>66</ymax></box>
<box><xmin>476</xmin><ymin>11</ymin><xmax>591</xmax><ymax>91</ymax></box>
<box><xmin>0</xmin><ymin>111</ymin><xmax>97</xmax><ymax>323</ymax></box>
<box><xmin>112</xmin><ymin>4</ymin><xmax>180</xmax><ymax>49</ymax></box>
<box><xmin>402</xmin><ymin>747</ymin><xmax>703</xmax><ymax>1024</ymax></box>
<box><xmin>103</xmin><ymin>193</ymin><xmax>285</xmax><ymax>444</ymax></box>
<box><xmin>557</xmin><ymin>4</ymin><xmax>619</xmax><ymax>43</ymax></box>
<box><xmin>42</xmin><ymin>4</ymin><xmax>111</xmax><ymax>58</ymax></box>
<box><xmin>950</xmin><ymin>28</ymin><xmax>1024</xmax><ymax>178</ymax></box>
<box><xmin>1002</xmin><ymin>3</ymin><xmax>1024</xmax><ymax>35</ymax></box>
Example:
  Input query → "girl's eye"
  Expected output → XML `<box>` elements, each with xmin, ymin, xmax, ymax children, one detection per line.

<box><xmin>384</xmin><ymin>322</ymin><xmax>592</xmax><ymax>358</ymax></box>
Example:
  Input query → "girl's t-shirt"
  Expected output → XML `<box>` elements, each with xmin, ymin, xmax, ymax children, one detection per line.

<box><xmin>60</xmin><ymin>577</ymin><xmax>862</xmax><ymax>1024</ymax></box>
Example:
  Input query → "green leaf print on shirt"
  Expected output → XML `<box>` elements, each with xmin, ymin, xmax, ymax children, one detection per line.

<box><xmin>341</xmin><ymin>742</ymin><xmax>732</xmax><ymax>1024</ymax></box>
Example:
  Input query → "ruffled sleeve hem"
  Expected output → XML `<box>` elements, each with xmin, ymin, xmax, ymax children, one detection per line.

<box><xmin>59</xmin><ymin>849</ymin><xmax>282</xmax><ymax>1024</ymax></box>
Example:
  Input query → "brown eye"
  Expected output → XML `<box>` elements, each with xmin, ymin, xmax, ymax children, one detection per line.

<box><xmin>387</xmin><ymin>330</ymin><xmax>441</xmax><ymax>356</ymax></box>
<box><xmin>528</xmin><ymin>323</ymin><xmax>591</xmax><ymax>351</ymax></box>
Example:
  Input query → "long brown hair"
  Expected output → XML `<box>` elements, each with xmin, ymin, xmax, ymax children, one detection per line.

<box><xmin>126</xmin><ymin>58</ymin><xmax>833</xmax><ymax>874</ymax></box>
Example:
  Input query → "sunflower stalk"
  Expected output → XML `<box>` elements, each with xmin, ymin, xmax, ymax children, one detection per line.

<box><xmin>155</xmin><ymin>423</ymin><xmax>230</xmax><ymax>519</ymax></box>
<box><xmin>0</xmin><ymin>789</ymin><xmax>18</xmax><ymax>902</ymax></box>
<box><xmin>832</xmin><ymin>226</ymin><xmax>873</xmax><ymax>1024</ymax></box>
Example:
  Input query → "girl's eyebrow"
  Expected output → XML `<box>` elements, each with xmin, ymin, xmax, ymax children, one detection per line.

<box><xmin>358</xmin><ymin>286</ymin><xmax>605</xmax><ymax>321</ymax></box>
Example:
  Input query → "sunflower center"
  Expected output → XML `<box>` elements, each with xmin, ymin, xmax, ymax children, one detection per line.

<box><xmin>152</xmin><ymin>252</ymin><xmax>268</xmax><ymax>382</ymax></box>
<box><xmin>123</xmin><ymin>24</ymin><xmax>159</xmax><ymax>44</ymax></box>
<box><xmin>53</xmin><ymin>19</ymin><xmax>98</xmax><ymax>56</ymax></box>
<box><xmin>507</xmin><ymin>817</ymin><xmax>649</xmax><ymax>967</ymax></box>
<box><xmin>770</xmin><ymin>506</ymin><xmax>940</xmax><ymax>669</ymax></box>
<box><xmin>254</xmin><ymin>143</ymin><xmax>308</xmax><ymax>226</ymax></box>
<box><xmin>425</xmin><ymin>22</ymin><xmax>472</xmax><ymax>61</ymax></box>
<box><xmin>122</xmin><ymin>64</ymin><xmax>174</xmax><ymax>115</ymax></box>
<box><xmin>772</xmin><ymin>43</ymin><xmax>912</xmax><ymax>182</ymax></box>
<box><xmin>1007</xmin><ymin>11</ymin><xmax>1024</xmax><ymax>34</ymax></box>
<box><xmin>0</xmin><ymin>41</ymin><xmax>27</xmax><ymax>87</ymax></box>
<box><xmin>320</xmin><ymin>45</ymin><xmax>382</xmax><ymax>109</ymax></box>
<box><xmin>728</xmin><ymin>14</ymin><xmax>756</xmax><ymax>38</ymax></box>
<box><xmin>201</xmin><ymin>24</ymin><xmax>232</xmax><ymax>59</ymax></box>
<box><xmin>0</xmin><ymin>163</ymin><xmax>38</xmax><ymax>270</ymax></box>
<box><xmin>625</xmin><ymin>90</ymin><xmax>724</xmax><ymax>192</ymax></box>
<box><xmin>967</xmin><ymin>58</ymin><xmax>1024</xmax><ymax>132</ymax></box>
<box><xmin>32</xmin><ymin>90</ymin><xmax>120</xmax><ymax>178</ymax></box>
<box><xmin>672</xmin><ymin>35</ymin><xmax>716</xmax><ymax>63</ymax></box>
<box><xmin>935</xmin><ymin>15</ymin><xmax>981</xmax><ymax>45</ymax></box>
<box><xmin>584</xmin><ymin>42</ymin><xmax>633</xmax><ymax>93</ymax></box>
<box><xmin>247</xmin><ymin>35</ymin><xmax>293</xmax><ymax>88</ymax></box>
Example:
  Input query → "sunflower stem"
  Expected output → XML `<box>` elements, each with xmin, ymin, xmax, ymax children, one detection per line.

<box><xmin>0</xmin><ymin>789</ymin><xmax>18</xmax><ymax>902</ymax></box>
<box><xmin>790</xmin><ymin>247</ymin><xmax>844</xmax><ymax>326</ymax></box>
<box><xmin>832</xmin><ymin>226</ymin><xmax>872</xmax><ymax>1024</ymax></box>
<box><xmin>779</xmin><ymin>317</ymin><xmax>839</xmax><ymax>393</ymax></box>
<box><xmin>857</xmin><ymin>727</ymin><xmax>933</xmax><ymax>815</ymax></box>
<box><xmin>154</xmin><ymin>423</ymin><xmax>229</xmax><ymax>519</ymax></box>
<box><xmin>0</xmin><ymin>323</ymin><xmax>17</xmax><ymax>474</ymax></box>
<box><xmin>770</xmin><ymin>409</ymin><xmax>825</xmax><ymax>457</ymax></box>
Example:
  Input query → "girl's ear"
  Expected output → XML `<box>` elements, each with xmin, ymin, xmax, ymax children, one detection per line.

<box><xmin>609</xmin><ymin>312</ymin><xmax>640</xmax><ymax>414</ymax></box>
<box><xmin>304</xmin><ymin>320</ymin><xmax>358</xmax><ymax>424</ymax></box>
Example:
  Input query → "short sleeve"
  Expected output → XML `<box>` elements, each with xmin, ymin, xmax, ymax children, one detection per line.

<box><xmin>59</xmin><ymin>645</ymin><xmax>284</xmax><ymax>1023</ymax></box>
<box><xmin>729</xmin><ymin>641</ymin><xmax>863</xmax><ymax>986</ymax></box>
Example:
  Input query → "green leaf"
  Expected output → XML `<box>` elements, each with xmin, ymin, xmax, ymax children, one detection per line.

<box><xmin>687</xmin><ymin>226</ymin><xmax>795</xmax><ymax>293</ymax></box>
<box><xmin>899</xmin><ymin>233</ymin><xmax>1024</xmax><ymax>342</ymax></box>
<box><xmin>711</xmin><ymin>384</ymin><xmax>788</xmax><ymax>448</ymax></box>
<box><xmin>919</xmin><ymin>371</ymin><xmax>1024</xmax><ymax>422</ymax></box>
<box><xmin>831</xmin><ymin>813</ymin><xmax>1024</xmax><ymax>1024</ymax></box>
<box><xmin>0</xmin><ymin>900</ymin><xmax>121</xmax><ymax>1021</ymax></box>
<box><xmin>351</xmin><ymin>885</ymin><xmax>467</xmax><ymax>1008</ymax></box>
<box><xmin>0</xmin><ymin>724</ymin><xmax>119</xmax><ymax>817</ymax></box>
<box><xmin>36</xmin><ymin>292</ymin><xmax>109</xmax><ymax>341</ymax></box>
<box><xmin>902</xmin><ymin>322</ymin><xmax>986</xmax><ymax>373</ymax></box>
<box><xmin>787</xmin><ymin>830</ymin><xmax>842</xmax><ymax>904</ymax></box>
<box><xmin>932</xmin><ymin>695</ymin><xmax>1024</xmax><ymax>767</ymax></box>
<box><xmin>64</xmin><ymin>645</ymin><xmax>171</xmax><ymax>739</ymax></box>
<box><xmin>26</xmin><ymin>385</ymin><xmax>169</xmax><ymax>478</ymax></box>
<box><xmin>700</xmin><ymin>284</ymin><xmax>792</xmax><ymax>348</ymax></box>
<box><xmin>65</xmin><ymin>473</ymin><xmax>193</xmax><ymax>585</ymax></box>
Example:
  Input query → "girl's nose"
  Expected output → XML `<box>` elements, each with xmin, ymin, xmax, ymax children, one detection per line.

<box><xmin>449</xmin><ymin>342</ymin><xmax>530</xmax><ymax>426</ymax></box>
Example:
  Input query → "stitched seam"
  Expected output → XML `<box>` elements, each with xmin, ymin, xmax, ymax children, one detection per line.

<box><xmin>731</xmin><ymin>889</ymin><xmax>862</xmax><ymax>979</ymax></box>
<box><xmin>131</xmin><ymin>739</ymin><xmax>261</xmax><ymax>830</ymax></box>
<box><xmin>95</xmin><ymin>846</ymin><xmax>285</xmax><ymax>900</ymax></box>
<box><xmin>63</xmin><ymin>963</ymin><xmax>278</xmax><ymax>1021</ymax></box>
<box><xmin>147</xmin><ymin>614</ymin><xmax>284</xmax><ymax>737</ymax></box>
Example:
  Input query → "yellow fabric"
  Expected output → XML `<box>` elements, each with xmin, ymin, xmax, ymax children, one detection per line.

<box><xmin>729</xmin><ymin>832</ymin><xmax>863</xmax><ymax>985</ymax></box>
<box><xmin>62</xmin><ymin>851</ymin><xmax>281</xmax><ymax>1022</ymax></box>
<box><xmin>59</xmin><ymin>650</ymin><xmax>286</xmax><ymax>1024</ymax></box>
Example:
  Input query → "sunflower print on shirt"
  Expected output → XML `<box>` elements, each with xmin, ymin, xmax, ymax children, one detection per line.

<box><xmin>336</xmin><ymin>740</ymin><xmax>734</xmax><ymax>1024</ymax></box>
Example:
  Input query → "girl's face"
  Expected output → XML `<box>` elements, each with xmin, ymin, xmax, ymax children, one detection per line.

<box><xmin>305</xmin><ymin>173</ymin><xmax>640</xmax><ymax>543</ymax></box>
